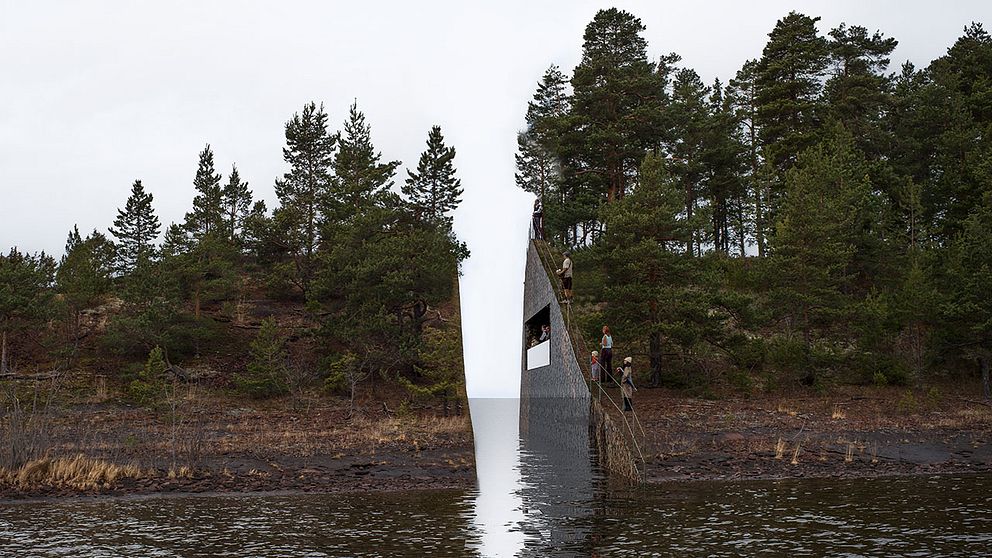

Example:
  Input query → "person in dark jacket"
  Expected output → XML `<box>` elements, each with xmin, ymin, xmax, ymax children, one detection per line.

<box><xmin>532</xmin><ymin>199</ymin><xmax>544</xmax><ymax>240</ymax></box>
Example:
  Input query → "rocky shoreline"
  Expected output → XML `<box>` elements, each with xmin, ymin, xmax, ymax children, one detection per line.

<box><xmin>630</xmin><ymin>385</ymin><xmax>992</xmax><ymax>484</ymax></box>
<box><xmin>0</xmin><ymin>395</ymin><xmax>475</xmax><ymax>501</ymax></box>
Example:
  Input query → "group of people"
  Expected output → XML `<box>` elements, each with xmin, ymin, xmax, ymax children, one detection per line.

<box><xmin>528</xmin><ymin>323</ymin><xmax>551</xmax><ymax>348</ymax></box>
<box><xmin>590</xmin><ymin>325</ymin><xmax>636</xmax><ymax>412</ymax></box>
<box><xmin>536</xmin><ymin>200</ymin><xmax>635</xmax><ymax>412</ymax></box>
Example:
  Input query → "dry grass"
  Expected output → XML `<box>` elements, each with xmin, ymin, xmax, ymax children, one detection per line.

<box><xmin>831</xmin><ymin>407</ymin><xmax>847</xmax><ymax>420</ymax></box>
<box><xmin>777</xmin><ymin>404</ymin><xmax>798</xmax><ymax>417</ymax></box>
<box><xmin>2</xmin><ymin>454</ymin><xmax>142</xmax><ymax>490</ymax></box>
<box><xmin>790</xmin><ymin>441</ymin><xmax>802</xmax><ymax>465</ymax></box>
<box><xmin>774</xmin><ymin>438</ymin><xmax>786</xmax><ymax>459</ymax></box>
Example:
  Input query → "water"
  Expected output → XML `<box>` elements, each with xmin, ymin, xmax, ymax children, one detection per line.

<box><xmin>1</xmin><ymin>399</ymin><xmax>990</xmax><ymax>557</ymax></box>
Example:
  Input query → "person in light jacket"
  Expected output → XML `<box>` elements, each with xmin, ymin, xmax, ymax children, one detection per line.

<box><xmin>556</xmin><ymin>251</ymin><xmax>573</xmax><ymax>303</ymax></box>
<box><xmin>620</xmin><ymin>356</ymin><xmax>636</xmax><ymax>411</ymax></box>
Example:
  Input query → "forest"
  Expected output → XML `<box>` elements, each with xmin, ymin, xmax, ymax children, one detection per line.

<box><xmin>0</xmin><ymin>101</ymin><xmax>468</xmax><ymax>413</ymax></box>
<box><xmin>517</xmin><ymin>9</ymin><xmax>992</xmax><ymax>397</ymax></box>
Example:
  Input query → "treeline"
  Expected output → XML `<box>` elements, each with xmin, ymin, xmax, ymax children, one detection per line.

<box><xmin>518</xmin><ymin>9</ymin><xmax>992</xmax><ymax>395</ymax></box>
<box><xmin>1</xmin><ymin>101</ymin><xmax>467</xmax><ymax>408</ymax></box>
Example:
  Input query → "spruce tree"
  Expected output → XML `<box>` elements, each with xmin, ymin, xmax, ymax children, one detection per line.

<box><xmin>942</xmin><ymin>193</ymin><xmax>992</xmax><ymax>398</ymax></box>
<box><xmin>185</xmin><ymin>144</ymin><xmax>224</xmax><ymax>241</ymax></box>
<box><xmin>109</xmin><ymin>179</ymin><xmax>161</xmax><ymax>275</ymax></box>
<box><xmin>600</xmin><ymin>152</ymin><xmax>713</xmax><ymax>386</ymax></box>
<box><xmin>402</xmin><ymin>125</ymin><xmax>463</xmax><ymax>229</ymax></box>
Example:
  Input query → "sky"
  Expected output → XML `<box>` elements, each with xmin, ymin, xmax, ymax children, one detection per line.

<box><xmin>1</xmin><ymin>1</ymin><xmax>989</xmax><ymax>398</ymax></box>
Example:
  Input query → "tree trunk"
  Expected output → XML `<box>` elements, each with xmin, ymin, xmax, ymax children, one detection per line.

<box><xmin>1</xmin><ymin>330</ymin><xmax>7</xmax><ymax>374</ymax></box>
<box><xmin>649</xmin><ymin>331</ymin><xmax>663</xmax><ymax>387</ymax></box>
<box><xmin>981</xmin><ymin>354</ymin><xmax>990</xmax><ymax>400</ymax></box>
<box><xmin>194</xmin><ymin>284</ymin><xmax>201</xmax><ymax>319</ymax></box>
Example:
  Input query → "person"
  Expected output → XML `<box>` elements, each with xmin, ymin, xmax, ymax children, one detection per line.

<box><xmin>620</xmin><ymin>356</ymin><xmax>636</xmax><ymax>411</ymax></box>
<box><xmin>556</xmin><ymin>251</ymin><xmax>573</xmax><ymax>303</ymax></box>
<box><xmin>532</xmin><ymin>199</ymin><xmax>544</xmax><ymax>240</ymax></box>
<box><xmin>538</xmin><ymin>324</ymin><xmax>550</xmax><ymax>343</ymax></box>
<box><xmin>590</xmin><ymin>350</ymin><xmax>601</xmax><ymax>382</ymax></box>
<box><xmin>600</xmin><ymin>325</ymin><xmax>614</xmax><ymax>385</ymax></box>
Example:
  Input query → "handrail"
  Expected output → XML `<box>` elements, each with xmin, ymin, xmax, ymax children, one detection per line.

<box><xmin>530</xmin><ymin>236</ymin><xmax>646</xmax><ymax>478</ymax></box>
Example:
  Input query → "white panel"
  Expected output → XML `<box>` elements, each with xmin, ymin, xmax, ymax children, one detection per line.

<box><xmin>526</xmin><ymin>340</ymin><xmax>551</xmax><ymax>370</ymax></box>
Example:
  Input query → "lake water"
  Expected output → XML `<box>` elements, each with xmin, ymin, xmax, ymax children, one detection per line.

<box><xmin>1</xmin><ymin>399</ymin><xmax>990</xmax><ymax>557</ymax></box>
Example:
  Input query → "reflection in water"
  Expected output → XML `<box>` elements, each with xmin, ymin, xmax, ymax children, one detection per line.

<box><xmin>468</xmin><ymin>398</ymin><xmax>526</xmax><ymax>557</ymax></box>
<box><xmin>1</xmin><ymin>399</ymin><xmax>990</xmax><ymax>557</ymax></box>
<box><xmin>517</xmin><ymin>397</ymin><xmax>597</xmax><ymax>556</ymax></box>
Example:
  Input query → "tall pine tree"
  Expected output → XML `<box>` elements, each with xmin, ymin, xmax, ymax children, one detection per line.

<box><xmin>402</xmin><ymin>126</ymin><xmax>463</xmax><ymax>229</ymax></box>
<box><xmin>109</xmin><ymin>179</ymin><xmax>161</xmax><ymax>275</ymax></box>
<box><xmin>332</xmin><ymin>102</ymin><xmax>400</xmax><ymax>216</ymax></box>
<box><xmin>185</xmin><ymin>144</ymin><xmax>224</xmax><ymax>241</ymax></box>
<box><xmin>273</xmin><ymin>102</ymin><xmax>337</xmax><ymax>295</ymax></box>
<box><xmin>222</xmin><ymin>163</ymin><xmax>253</xmax><ymax>245</ymax></box>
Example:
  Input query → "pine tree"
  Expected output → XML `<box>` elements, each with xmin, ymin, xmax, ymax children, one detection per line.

<box><xmin>942</xmin><ymin>192</ymin><xmax>992</xmax><ymax>398</ymax></box>
<box><xmin>755</xmin><ymin>12</ymin><xmax>829</xmax><ymax>176</ymax></box>
<box><xmin>728</xmin><ymin>59</ymin><xmax>767</xmax><ymax>256</ymax></box>
<box><xmin>824</xmin><ymin>23</ymin><xmax>897</xmax><ymax>155</ymax></box>
<box><xmin>0</xmin><ymin>248</ymin><xmax>56</xmax><ymax>373</ymax></box>
<box><xmin>185</xmin><ymin>144</ymin><xmax>224</xmax><ymax>241</ymax></box>
<box><xmin>917</xmin><ymin>23</ymin><xmax>992</xmax><ymax>243</ymax></box>
<box><xmin>668</xmin><ymin>68</ymin><xmax>713</xmax><ymax>256</ymax></box>
<box><xmin>332</xmin><ymin>102</ymin><xmax>400</xmax><ymax>215</ymax></box>
<box><xmin>600</xmin><ymin>152</ymin><xmax>713</xmax><ymax>386</ymax></box>
<box><xmin>56</xmin><ymin>228</ymin><xmax>114</xmax><ymax>349</ymax></box>
<box><xmin>273</xmin><ymin>102</ymin><xmax>337</xmax><ymax>295</ymax></box>
<box><xmin>236</xmin><ymin>317</ymin><xmax>289</xmax><ymax>398</ymax></box>
<box><xmin>771</xmin><ymin>128</ymin><xmax>871</xmax><ymax>379</ymax></box>
<box><xmin>222</xmin><ymin>163</ymin><xmax>252</xmax><ymax>244</ymax></box>
<box><xmin>402</xmin><ymin>126</ymin><xmax>463</xmax><ymax>229</ymax></box>
<box><xmin>567</xmin><ymin>8</ymin><xmax>665</xmax><ymax>205</ymax></box>
<box><xmin>109</xmin><ymin>179</ymin><xmax>161</xmax><ymax>275</ymax></box>
<box><xmin>705</xmin><ymin>79</ymin><xmax>747</xmax><ymax>255</ymax></box>
<box><xmin>515</xmin><ymin>65</ymin><xmax>569</xmax><ymax>203</ymax></box>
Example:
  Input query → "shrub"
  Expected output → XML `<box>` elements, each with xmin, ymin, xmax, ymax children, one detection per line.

<box><xmin>235</xmin><ymin>318</ymin><xmax>288</xmax><ymax>398</ymax></box>
<box><xmin>127</xmin><ymin>346</ymin><xmax>166</xmax><ymax>406</ymax></box>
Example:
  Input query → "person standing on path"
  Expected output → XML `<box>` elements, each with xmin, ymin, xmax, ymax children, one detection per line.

<box><xmin>556</xmin><ymin>251</ymin><xmax>573</xmax><ymax>303</ymax></box>
<box><xmin>600</xmin><ymin>325</ymin><xmax>614</xmax><ymax>385</ymax></box>
<box><xmin>620</xmin><ymin>357</ymin><xmax>636</xmax><ymax>411</ymax></box>
<box><xmin>532</xmin><ymin>199</ymin><xmax>544</xmax><ymax>240</ymax></box>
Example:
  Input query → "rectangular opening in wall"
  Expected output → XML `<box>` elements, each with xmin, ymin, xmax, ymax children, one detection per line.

<box><xmin>525</xmin><ymin>305</ymin><xmax>551</xmax><ymax>370</ymax></box>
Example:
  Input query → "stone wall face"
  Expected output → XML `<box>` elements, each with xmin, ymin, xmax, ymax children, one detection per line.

<box><xmin>520</xmin><ymin>241</ymin><xmax>641</xmax><ymax>482</ymax></box>
<box><xmin>520</xmin><ymin>243</ymin><xmax>590</xmax><ymax>402</ymax></box>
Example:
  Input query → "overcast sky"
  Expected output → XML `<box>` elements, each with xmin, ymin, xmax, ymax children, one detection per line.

<box><xmin>2</xmin><ymin>1</ymin><xmax>989</xmax><ymax>398</ymax></box>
